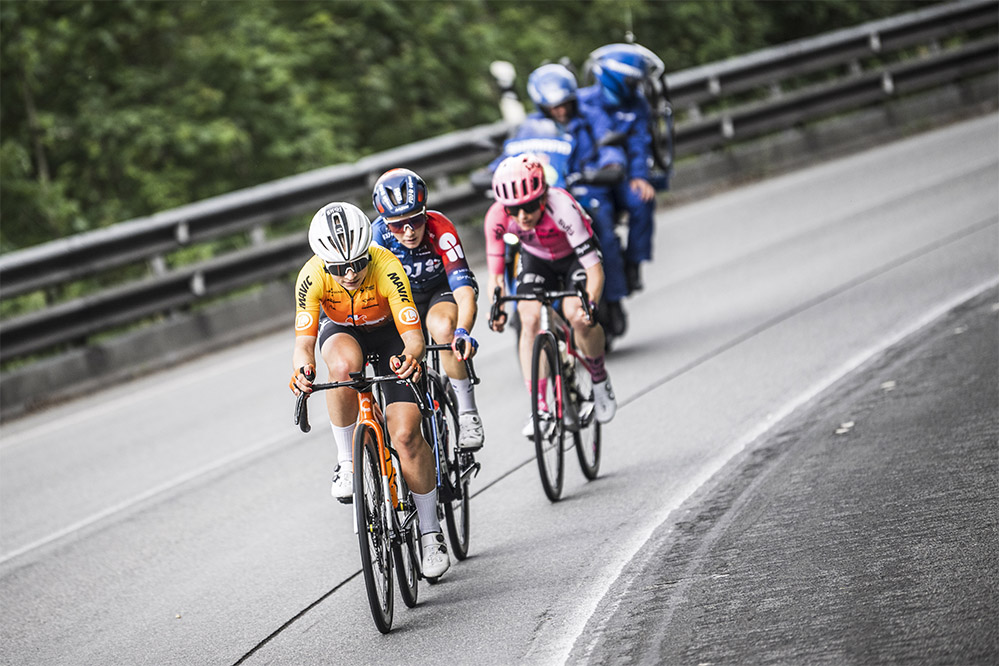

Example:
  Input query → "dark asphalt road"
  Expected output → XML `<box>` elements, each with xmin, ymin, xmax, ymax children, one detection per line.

<box><xmin>573</xmin><ymin>287</ymin><xmax>999</xmax><ymax>665</ymax></box>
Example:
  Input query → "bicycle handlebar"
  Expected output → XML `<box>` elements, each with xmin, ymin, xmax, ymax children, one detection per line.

<box><xmin>294</xmin><ymin>371</ymin><xmax>426</xmax><ymax>433</ymax></box>
<box><xmin>489</xmin><ymin>280</ymin><xmax>594</xmax><ymax>327</ymax></box>
<box><xmin>425</xmin><ymin>343</ymin><xmax>480</xmax><ymax>385</ymax></box>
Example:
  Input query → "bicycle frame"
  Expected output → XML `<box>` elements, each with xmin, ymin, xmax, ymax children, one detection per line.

<box><xmin>423</xmin><ymin>343</ymin><xmax>480</xmax><ymax>486</ymax></box>
<box><xmin>294</xmin><ymin>369</ymin><xmax>423</xmax><ymax>532</ymax></box>
<box><xmin>490</xmin><ymin>282</ymin><xmax>593</xmax><ymax>422</ymax></box>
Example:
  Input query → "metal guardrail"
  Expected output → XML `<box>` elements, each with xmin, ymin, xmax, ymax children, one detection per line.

<box><xmin>1</xmin><ymin>0</ymin><xmax>996</xmax><ymax>364</ymax></box>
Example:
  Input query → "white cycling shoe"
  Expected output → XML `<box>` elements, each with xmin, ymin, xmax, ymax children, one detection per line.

<box><xmin>592</xmin><ymin>378</ymin><xmax>617</xmax><ymax>424</ymax></box>
<box><xmin>421</xmin><ymin>531</ymin><xmax>451</xmax><ymax>579</ymax></box>
<box><xmin>330</xmin><ymin>465</ymin><xmax>353</xmax><ymax>504</ymax></box>
<box><xmin>522</xmin><ymin>412</ymin><xmax>556</xmax><ymax>439</ymax></box>
<box><xmin>458</xmin><ymin>412</ymin><xmax>485</xmax><ymax>450</ymax></box>
<box><xmin>521</xmin><ymin>414</ymin><xmax>535</xmax><ymax>439</ymax></box>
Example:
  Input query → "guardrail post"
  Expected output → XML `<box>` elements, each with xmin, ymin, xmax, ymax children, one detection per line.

<box><xmin>150</xmin><ymin>255</ymin><xmax>168</xmax><ymax>276</ymax></box>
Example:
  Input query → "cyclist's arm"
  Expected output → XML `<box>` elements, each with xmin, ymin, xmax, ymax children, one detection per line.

<box><xmin>583</xmin><ymin>261</ymin><xmax>605</xmax><ymax>308</ymax></box>
<box><xmin>290</xmin><ymin>259</ymin><xmax>324</xmax><ymax>393</ymax></box>
<box><xmin>391</xmin><ymin>328</ymin><xmax>426</xmax><ymax>380</ymax></box>
<box><xmin>453</xmin><ymin>284</ymin><xmax>478</xmax><ymax>333</ymax></box>
<box><xmin>291</xmin><ymin>335</ymin><xmax>317</xmax><ymax>394</ymax></box>
<box><xmin>483</xmin><ymin>203</ymin><xmax>509</xmax><ymax>277</ymax></box>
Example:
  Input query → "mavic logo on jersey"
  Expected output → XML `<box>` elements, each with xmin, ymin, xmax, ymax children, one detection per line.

<box><xmin>295</xmin><ymin>312</ymin><xmax>314</xmax><ymax>331</ymax></box>
<box><xmin>387</xmin><ymin>271</ymin><xmax>411</xmax><ymax>303</ymax></box>
<box><xmin>506</xmin><ymin>138</ymin><xmax>572</xmax><ymax>156</ymax></box>
<box><xmin>438</xmin><ymin>233</ymin><xmax>464</xmax><ymax>262</ymax></box>
<box><xmin>399</xmin><ymin>307</ymin><xmax>419</xmax><ymax>325</ymax></box>
<box><xmin>297</xmin><ymin>275</ymin><xmax>313</xmax><ymax>310</ymax></box>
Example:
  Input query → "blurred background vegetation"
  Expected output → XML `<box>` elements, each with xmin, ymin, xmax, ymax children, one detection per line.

<box><xmin>1</xmin><ymin>0</ymin><xmax>928</xmax><ymax>253</ymax></box>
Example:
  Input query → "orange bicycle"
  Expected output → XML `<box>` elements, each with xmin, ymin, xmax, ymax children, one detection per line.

<box><xmin>294</xmin><ymin>358</ymin><xmax>423</xmax><ymax>633</ymax></box>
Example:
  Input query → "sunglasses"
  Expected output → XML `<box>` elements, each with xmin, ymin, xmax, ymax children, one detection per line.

<box><xmin>324</xmin><ymin>254</ymin><xmax>370</xmax><ymax>277</ymax></box>
<box><xmin>385</xmin><ymin>212</ymin><xmax>427</xmax><ymax>234</ymax></box>
<box><xmin>504</xmin><ymin>197</ymin><xmax>544</xmax><ymax>217</ymax></box>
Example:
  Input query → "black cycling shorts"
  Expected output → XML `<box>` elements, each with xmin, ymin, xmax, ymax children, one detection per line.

<box><xmin>412</xmin><ymin>286</ymin><xmax>456</xmax><ymax>323</ymax></box>
<box><xmin>515</xmin><ymin>252</ymin><xmax>587</xmax><ymax>295</ymax></box>
<box><xmin>317</xmin><ymin>313</ymin><xmax>417</xmax><ymax>405</ymax></box>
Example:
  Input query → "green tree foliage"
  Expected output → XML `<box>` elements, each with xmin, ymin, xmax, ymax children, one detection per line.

<box><xmin>0</xmin><ymin>0</ymin><xmax>928</xmax><ymax>252</ymax></box>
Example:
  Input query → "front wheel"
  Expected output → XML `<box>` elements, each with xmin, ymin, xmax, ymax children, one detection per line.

<box><xmin>354</xmin><ymin>425</ymin><xmax>394</xmax><ymax>633</ymax></box>
<box><xmin>439</xmin><ymin>383</ymin><xmax>471</xmax><ymax>560</ymax></box>
<box><xmin>531</xmin><ymin>334</ymin><xmax>564</xmax><ymax>502</ymax></box>
<box><xmin>569</xmin><ymin>355</ymin><xmax>601</xmax><ymax>480</ymax></box>
<box><xmin>391</xmin><ymin>455</ymin><xmax>419</xmax><ymax>609</ymax></box>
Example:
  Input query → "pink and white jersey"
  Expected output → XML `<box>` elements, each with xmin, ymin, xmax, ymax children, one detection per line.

<box><xmin>483</xmin><ymin>187</ymin><xmax>601</xmax><ymax>278</ymax></box>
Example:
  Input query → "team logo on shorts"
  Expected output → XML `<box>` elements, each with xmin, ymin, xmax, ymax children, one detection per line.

<box><xmin>399</xmin><ymin>306</ymin><xmax>420</xmax><ymax>325</ymax></box>
<box><xmin>295</xmin><ymin>312</ymin><xmax>314</xmax><ymax>331</ymax></box>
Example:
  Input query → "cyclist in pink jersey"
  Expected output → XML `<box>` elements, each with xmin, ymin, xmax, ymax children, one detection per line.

<box><xmin>484</xmin><ymin>154</ymin><xmax>617</xmax><ymax>436</ymax></box>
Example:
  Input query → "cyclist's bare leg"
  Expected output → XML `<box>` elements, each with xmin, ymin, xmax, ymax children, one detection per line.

<box><xmin>517</xmin><ymin>300</ymin><xmax>543</xmax><ymax>384</ymax></box>
<box><xmin>387</xmin><ymin>402</ymin><xmax>448</xmax><ymax>550</ymax></box>
<box><xmin>321</xmin><ymin>333</ymin><xmax>365</xmax><ymax>426</ymax></box>
<box><xmin>562</xmin><ymin>299</ymin><xmax>607</xmax><ymax>359</ymax></box>
<box><xmin>426</xmin><ymin>301</ymin><xmax>466</xmax><ymax>381</ymax></box>
<box><xmin>385</xmin><ymin>403</ymin><xmax>436</xmax><ymax>495</ymax></box>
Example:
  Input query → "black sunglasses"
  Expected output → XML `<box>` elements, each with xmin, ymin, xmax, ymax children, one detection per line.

<box><xmin>385</xmin><ymin>212</ymin><xmax>427</xmax><ymax>234</ymax></box>
<box><xmin>324</xmin><ymin>254</ymin><xmax>370</xmax><ymax>277</ymax></box>
<box><xmin>504</xmin><ymin>196</ymin><xmax>544</xmax><ymax>217</ymax></box>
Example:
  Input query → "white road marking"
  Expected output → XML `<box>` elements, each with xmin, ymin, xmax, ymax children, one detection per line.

<box><xmin>0</xmin><ymin>429</ymin><xmax>295</xmax><ymax>566</ymax></box>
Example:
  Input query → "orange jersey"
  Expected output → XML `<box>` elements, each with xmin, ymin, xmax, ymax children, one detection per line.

<box><xmin>293</xmin><ymin>245</ymin><xmax>421</xmax><ymax>337</ymax></box>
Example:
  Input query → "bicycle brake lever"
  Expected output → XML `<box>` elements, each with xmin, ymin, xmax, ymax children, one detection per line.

<box><xmin>294</xmin><ymin>392</ymin><xmax>311</xmax><ymax>433</ymax></box>
<box><xmin>489</xmin><ymin>286</ymin><xmax>503</xmax><ymax>326</ymax></box>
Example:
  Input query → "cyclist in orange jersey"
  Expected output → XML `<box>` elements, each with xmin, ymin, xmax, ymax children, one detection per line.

<box><xmin>289</xmin><ymin>201</ymin><xmax>449</xmax><ymax>578</ymax></box>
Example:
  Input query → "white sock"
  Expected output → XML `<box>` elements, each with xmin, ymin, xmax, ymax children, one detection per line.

<box><xmin>450</xmin><ymin>376</ymin><xmax>478</xmax><ymax>414</ymax></box>
<box><xmin>411</xmin><ymin>489</ymin><xmax>441</xmax><ymax>535</ymax></box>
<box><xmin>330</xmin><ymin>422</ymin><xmax>355</xmax><ymax>466</ymax></box>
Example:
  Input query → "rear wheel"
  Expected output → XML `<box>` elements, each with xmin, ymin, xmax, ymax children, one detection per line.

<box><xmin>531</xmin><ymin>334</ymin><xmax>564</xmax><ymax>502</ymax></box>
<box><xmin>440</xmin><ymin>383</ymin><xmax>471</xmax><ymax>560</ymax></box>
<box><xmin>569</xmin><ymin>355</ymin><xmax>601</xmax><ymax>480</ymax></box>
<box><xmin>354</xmin><ymin>425</ymin><xmax>393</xmax><ymax>633</ymax></box>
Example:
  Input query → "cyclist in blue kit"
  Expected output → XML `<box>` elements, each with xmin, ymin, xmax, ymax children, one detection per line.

<box><xmin>371</xmin><ymin>168</ymin><xmax>485</xmax><ymax>450</ymax></box>
<box><xmin>522</xmin><ymin>63</ymin><xmax>630</xmax><ymax>337</ymax></box>
<box><xmin>579</xmin><ymin>44</ymin><xmax>659</xmax><ymax>294</ymax></box>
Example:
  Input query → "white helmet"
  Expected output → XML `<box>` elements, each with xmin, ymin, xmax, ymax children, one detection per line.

<box><xmin>308</xmin><ymin>202</ymin><xmax>373</xmax><ymax>264</ymax></box>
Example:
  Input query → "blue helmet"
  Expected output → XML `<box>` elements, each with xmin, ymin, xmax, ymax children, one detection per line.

<box><xmin>591</xmin><ymin>45</ymin><xmax>649</xmax><ymax>106</ymax></box>
<box><xmin>372</xmin><ymin>168</ymin><xmax>427</xmax><ymax>218</ymax></box>
<box><xmin>527</xmin><ymin>63</ymin><xmax>578</xmax><ymax>113</ymax></box>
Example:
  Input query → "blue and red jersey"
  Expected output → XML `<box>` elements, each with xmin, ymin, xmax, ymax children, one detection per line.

<box><xmin>371</xmin><ymin>210</ymin><xmax>479</xmax><ymax>296</ymax></box>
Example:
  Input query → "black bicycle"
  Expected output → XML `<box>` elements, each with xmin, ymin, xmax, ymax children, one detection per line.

<box><xmin>422</xmin><ymin>342</ymin><xmax>481</xmax><ymax>563</ymax></box>
<box><xmin>490</xmin><ymin>283</ymin><xmax>601</xmax><ymax>501</ymax></box>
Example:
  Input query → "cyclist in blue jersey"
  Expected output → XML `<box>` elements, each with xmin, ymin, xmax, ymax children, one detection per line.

<box><xmin>521</xmin><ymin>63</ymin><xmax>630</xmax><ymax>338</ymax></box>
<box><xmin>371</xmin><ymin>168</ymin><xmax>485</xmax><ymax>451</ymax></box>
<box><xmin>579</xmin><ymin>44</ymin><xmax>658</xmax><ymax>294</ymax></box>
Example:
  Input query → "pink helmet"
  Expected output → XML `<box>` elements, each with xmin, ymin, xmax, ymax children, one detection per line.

<box><xmin>492</xmin><ymin>154</ymin><xmax>547</xmax><ymax>206</ymax></box>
